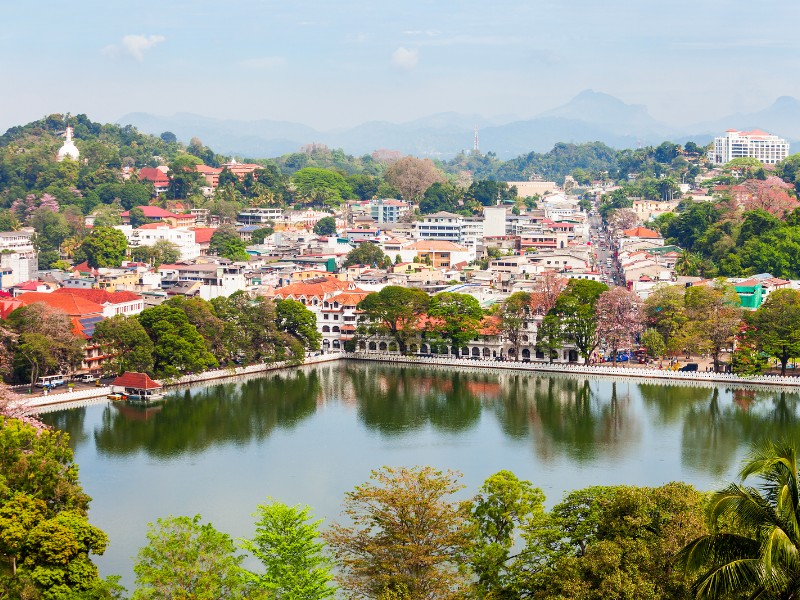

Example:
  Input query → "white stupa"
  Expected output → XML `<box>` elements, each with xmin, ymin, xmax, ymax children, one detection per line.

<box><xmin>57</xmin><ymin>126</ymin><xmax>80</xmax><ymax>162</ymax></box>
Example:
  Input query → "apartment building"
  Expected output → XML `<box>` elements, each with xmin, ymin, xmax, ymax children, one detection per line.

<box><xmin>712</xmin><ymin>129</ymin><xmax>790</xmax><ymax>165</ymax></box>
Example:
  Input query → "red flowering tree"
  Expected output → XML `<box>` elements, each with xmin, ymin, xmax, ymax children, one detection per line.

<box><xmin>735</xmin><ymin>176</ymin><xmax>799</xmax><ymax>217</ymax></box>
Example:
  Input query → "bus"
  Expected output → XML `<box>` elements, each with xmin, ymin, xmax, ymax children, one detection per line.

<box><xmin>35</xmin><ymin>374</ymin><xmax>66</xmax><ymax>388</ymax></box>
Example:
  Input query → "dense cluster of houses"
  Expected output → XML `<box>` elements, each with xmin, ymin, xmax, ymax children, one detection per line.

<box><xmin>3</xmin><ymin>157</ymin><xmax>800</xmax><ymax>375</ymax></box>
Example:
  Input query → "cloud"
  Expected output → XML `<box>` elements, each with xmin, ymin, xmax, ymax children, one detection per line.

<box><xmin>391</xmin><ymin>47</ymin><xmax>419</xmax><ymax>70</ymax></box>
<box><xmin>240</xmin><ymin>56</ymin><xmax>286</xmax><ymax>69</ymax></box>
<box><xmin>103</xmin><ymin>34</ymin><xmax>165</xmax><ymax>61</ymax></box>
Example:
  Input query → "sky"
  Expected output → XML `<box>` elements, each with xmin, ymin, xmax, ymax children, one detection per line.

<box><xmin>2</xmin><ymin>0</ymin><xmax>800</xmax><ymax>133</ymax></box>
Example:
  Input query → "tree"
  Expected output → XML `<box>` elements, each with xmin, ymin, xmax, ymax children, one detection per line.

<box><xmin>241</xmin><ymin>501</ymin><xmax>336</xmax><ymax>599</ymax></box>
<box><xmin>92</xmin><ymin>315</ymin><xmax>155</xmax><ymax>376</ymax></box>
<box><xmin>677</xmin><ymin>439</ymin><xmax>800</xmax><ymax>600</ymax></box>
<box><xmin>499</xmin><ymin>292</ymin><xmax>532</xmax><ymax>359</ymax></box>
<box><xmin>8</xmin><ymin>303</ymin><xmax>85</xmax><ymax>384</ymax></box>
<box><xmin>167</xmin><ymin>154</ymin><xmax>204</xmax><ymax>199</ymax></box>
<box><xmin>313</xmin><ymin>216</ymin><xmax>337</xmax><ymax>236</ymax></box>
<box><xmin>547</xmin><ymin>483</ymin><xmax>706</xmax><ymax>600</ymax></box>
<box><xmin>357</xmin><ymin>287</ymin><xmax>430</xmax><ymax>354</ymax></box>
<box><xmin>747</xmin><ymin>288</ymin><xmax>800</xmax><ymax>375</ymax></box>
<box><xmin>384</xmin><ymin>157</ymin><xmax>446</xmax><ymax>203</ymax></box>
<box><xmin>75</xmin><ymin>226</ymin><xmax>128</xmax><ymax>268</ymax></box>
<box><xmin>427</xmin><ymin>292</ymin><xmax>484</xmax><ymax>353</ymax></box>
<box><xmin>0</xmin><ymin>417</ymin><xmax>112</xmax><ymax>599</ymax></box>
<box><xmin>250</xmin><ymin>226</ymin><xmax>274</xmax><ymax>245</ymax></box>
<box><xmin>530</xmin><ymin>271</ymin><xmax>568</xmax><ymax>315</ymax></box>
<box><xmin>469</xmin><ymin>470</ymin><xmax>552</xmax><ymax>598</ymax></box>
<box><xmin>133</xmin><ymin>239</ymin><xmax>180</xmax><ymax>267</ymax></box>
<box><xmin>209</xmin><ymin>225</ymin><xmax>249</xmax><ymax>262</ymax></box>
<box><xmin>292</xmin><ymin>168</ymin><xmax>352</xmax><ymax>207</ymax></box>
<box><xmin>138</xmin><ymin>305</ymin><xmax>218</xmax><ymax>377</ymax></box>
<box><xmin>553</xmin><ymin>280</ymin><xmax>609</xmax><ymax>364</ymax></box>
<box><xmin>644</xmin><ymin>284</ymin><xmax>688</xmax><ymax>356</ymax></box>
<box><xmin>133</xmin><ymin>515</ymin><xmax>245</xmax><ymax>600</ymax></box>
<box><xmin>640</xmin><ymin>327</ymin><xmax>666</xmax><ymax>359</ymax></box>
<box><xmin>595</xmin><ymin>287</ymin><xmax>643</xmax><ymax>364</ymax></box>
<box><xmin>323</xmin><ymin>466</ymin><xmax>473</xmax><ymax>599</ymax></box>
<box><xmin>735</xmin><ymin>176</ymin><xmax>799</xmax><ymax>217</ymax></box>
<box><xmin>535</xmin><ymin>313</ymin><xmax>563</xmax><ymax>363</ymax></box>
<box><xmin>128</xmin><ymin>206</ymin><xmax>151</xmax><ymax>228</ymax></box>
<box><xmin>159</xmin><ymin>131</ymin><xmax>177</xmax><ymax>144</ymax></box>
<box><xmin>343</xmin><ymin>242</ymin><xmax>389</xmax><ymax>268</ymax></box>
<box><xmin>607</xmin><ymin>208</ymin><xmax>638</xmax><ymax>232</ymax></box>
<box><xmin>275</xmin><ymin>299</ymin><xmax>321</xmax><ymax>351</ymax></box>
<box><xmin>684</xmin><ymin>281</ymin><xmax>742</xmax><ymax>372</ymax></box>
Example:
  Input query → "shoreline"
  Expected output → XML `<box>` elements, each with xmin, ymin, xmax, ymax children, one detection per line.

<box><xmin>25</xmin><ymin>351</ymin><xmax>800</xmax><ymax>413</ymax></box>
<box><xmin>24</xmin><ymin>353</ymin><xmax>342</xmax><ymax>413</ymax></box>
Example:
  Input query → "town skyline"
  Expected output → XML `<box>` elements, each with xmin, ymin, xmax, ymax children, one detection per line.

<box><xmin>3</xmin><ymin>0</ymin><xmax>800</xmax><ymax>135</ymax></box>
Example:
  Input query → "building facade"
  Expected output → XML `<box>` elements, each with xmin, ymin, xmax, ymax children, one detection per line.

<box><xmin>713</xmin><ymin>129</ymin><xmax>790</xmax><ymax>165</ymax></box>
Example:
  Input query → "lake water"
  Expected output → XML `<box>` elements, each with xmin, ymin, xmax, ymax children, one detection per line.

<box><xmin>40</xmin><ymin>361</ymin><xmax>800</xmax><ymax>589</ymax></box>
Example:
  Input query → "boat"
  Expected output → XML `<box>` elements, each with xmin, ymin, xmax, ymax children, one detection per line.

<box><xmin>107</xmin><ymin>393</ymin><xmax>126</xmax><ymax>401</ymax></box>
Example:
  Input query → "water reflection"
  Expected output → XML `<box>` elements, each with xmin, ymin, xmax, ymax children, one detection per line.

<box><xmin>91</xmin><ymin>369</ymin><xmax>322</xmax><ymax>457</ymax></box>
<box><xmin>38</xmin><ymin>363</ymin><xmax>800</xmax><ymax>476</ymax></box>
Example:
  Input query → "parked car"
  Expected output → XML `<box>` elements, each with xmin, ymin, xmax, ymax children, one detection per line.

<box><xmin>678</xmin><ymin>363</ymin><xmax>699</xmax><ymax>372</ymax></box>
<box><xmin>73</xmin><ymin>373</ymin><xmax>97</xmax><ymax>383</ymax></box>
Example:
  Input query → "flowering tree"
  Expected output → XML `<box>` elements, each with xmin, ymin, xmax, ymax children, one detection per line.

<box><xmin>735</xmin><ymin>176</ymin><xmax>799</xmax><ymax>217</ymax></box>
<box><xmin>596</xmin><ymin>287</ymin><xmax>643</xmax><ymax>364</ymax></box>
<box><xmin>530</xmin><ymin>271</ymin><xmax>568</xmax><ymax>315</ymax></box>
<box><xmin>11</xmin><ymin>193</ymin><xmax>59</xmax><ymax>220</ymax></box>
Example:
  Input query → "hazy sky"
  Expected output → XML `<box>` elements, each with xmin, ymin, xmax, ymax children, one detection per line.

<box><xmin>2</xmin><ymin>0</ymin><xmax>799</xmax><ymax>132</ymax></box>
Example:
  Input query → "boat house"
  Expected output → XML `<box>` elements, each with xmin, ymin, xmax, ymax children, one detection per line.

<box><xmin>111</xmin><ymin>372</ymin><xmax>164</xmax><ymax>403</ymax></box>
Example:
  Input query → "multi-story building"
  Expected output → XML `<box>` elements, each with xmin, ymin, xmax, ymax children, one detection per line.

<box><xmin>118</xmin><ymin>224</ymin><xmax>202</xmax><ymax>261</ymax></box>
<box><xmin>712</xmin><ymin>129</ymin><xmax>790</xmax><ymax>165</ymax></box>
<box><xmin>0</xmin><ymin>230</ymin><xmax>37</xmax><ymax>290</ymax></box>
<box><xmin>416</xmin><ymin>212</ymin><xmax>484</xmax><ymax>250</ymax></box>
<box><xmin>237</xmin><ymin>207</ymin><xmax>283</xmax><ymax>225</ymax></box>
<box><xmin>368</xmin><ymin>199</ymin><xmax>410</xmax><ymax>223</ymax></box>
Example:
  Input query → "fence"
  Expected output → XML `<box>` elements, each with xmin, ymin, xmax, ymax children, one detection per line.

<box><xmin>343</xmin><ymin>353</ymin><xmax>800</xmax><ymax>388</ymax></box>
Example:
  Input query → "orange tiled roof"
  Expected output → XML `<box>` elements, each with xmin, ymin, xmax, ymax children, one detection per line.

<box><xmin>271</xmin><ymin>277</ymin><xmax>351</xmax><ymax>299</ymax></box>
<box><xmin>410</xmin><ymin>240</ymin><xmax>469</xmax><ymax>252</ymax></box>
<box><xmin>112</xmin><ymin>372</ymin><xmax>162</xmax><ymax>390</ymax></box>
<box><xmin>5</xmin><ymin>291</ymin><xmax>103</xmax><ymax>316</ymax></box>
<box><xmin>622</xmin><ymin>226</ymin><xmax>661</xmax><ymax>239</ymax></box>
<box><xmin>52</xmin><ymin>288</ymin><xmax>142</xmax><ymax>305</ymax></box>
<box><xmin>192</xmin><ymin>227</ymin><xmax>217</xmax><ymax>244</ymax></box>
<box><xmin>328</xmin><ymin>290</ymin><xmax>371</xmax><ymax>306</ymax></box>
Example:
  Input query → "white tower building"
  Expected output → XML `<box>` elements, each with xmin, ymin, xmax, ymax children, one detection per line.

<box><xmin>57</xmin><ymin>126</ymin><xmax>80</xmax><ymax>162</ymax></box>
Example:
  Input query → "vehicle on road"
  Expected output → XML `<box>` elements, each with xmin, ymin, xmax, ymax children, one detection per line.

<box><xmin>35</xmin><ymin>374</ymin><xmax>66</xmax><ymax>388</ymax></box>
<box><xmin>678</xmin><ymin>363</ymin><xmax>699</xmax><ymax>372</ymax></box>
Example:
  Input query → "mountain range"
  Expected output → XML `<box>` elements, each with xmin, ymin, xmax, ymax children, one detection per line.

<box><xmin>117</xmin><ymin>90</ymin><xmax>800</xmax><ymax>160</ymax></box>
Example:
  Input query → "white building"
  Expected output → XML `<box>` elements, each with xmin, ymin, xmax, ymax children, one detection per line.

<box><xmin>0</xmin><ymin>230</ymin><xmax>37</xmax><ymax>289</ymax></box>
<box><xmin>713</xmin><ymin>129</ymin><xmax>790</xmax><ymax>165</ymax></box>
<box><xmin>483</xmin><ymin>206</ymin><xmax>507</xmax><ymax>238</ymax></box>
<box><xmin>237</xmin><ymin>207</ymin><xmax>283</xmax><ymax>225</ymax></box>
<box><xmin>416</xmin><ymin>212</ymin><xmax>484</xmax><ymax>250</ymax></box>
<box><xmin>117</xmin><ymin>225</ymin><xmax>201</xmax><ymax>261</ymax></box>
<box><xmin>368</xmin><ymin>199</ymin><xmax>410</xmax><ymax>224</ymax></box>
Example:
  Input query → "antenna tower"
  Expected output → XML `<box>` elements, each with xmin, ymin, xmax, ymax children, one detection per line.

<box><xmin>473</xmin><ymin>126</ymin><xmax>479</xmax><ymax>153</ymax></box>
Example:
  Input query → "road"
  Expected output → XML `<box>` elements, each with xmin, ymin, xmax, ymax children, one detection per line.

<box><xmin>588</xmin><ymin>211</ymin><xmax>622</xmax><ymax>287</ymax></box>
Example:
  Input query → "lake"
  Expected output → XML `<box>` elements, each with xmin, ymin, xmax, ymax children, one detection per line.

<box><xmin>40</xmin><ymin>360</ymin><xmax>800</xmax><ymax>589</ymax></box>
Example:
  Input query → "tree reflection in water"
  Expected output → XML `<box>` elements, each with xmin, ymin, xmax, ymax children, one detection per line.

<box><xmin>37</xmin><ymin>363</ymin><xmax>800</xmax><ymax>476</ymax></box>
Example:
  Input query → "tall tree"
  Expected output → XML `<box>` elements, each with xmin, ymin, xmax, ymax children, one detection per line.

<box><xmin>241</xmin><ymin>501</ymin><xmax>336</xmax><ymax>599</ymax></box>
<box><xmin>595</xmin><ymin>287</ymin><xmax>643</xmax><ymax>364</ymax></box>
<box><xmin>209</xmin><ymin>225</ymin><xmax>249</xmax><ymax>262</ymax></box>
<box><xmin>747</xmin><ymin>288</ymin><xmax>800</xmax><ymax>376</ymax></box>
<box><xmin>644</xmin><ymin>284</ymin><xmax>688</xmax><ymax>356</ymax></box>
<box><xmin>384</xmin><ymin>157</ymin><xmax>446</xmax><ymax>203</ymax></box>
<box><xmin>313</xmin><ymin>216</ymin><xmax>337</xmax><ymax>236</ymax></box>
<box><xmin>133</xmin><ymin>515</ymin><xmax>245</xmax><ymax>600</ymax></box>
<box><xmin>275</xmin><ymin>299</ymin><xmax>321</xmax><ymax>351</ymax></box>
<box><xmin>499</xmin><ymin>292</ymin><xmax>532</xmax><ymax>359</ymax></box>
<box><xmin>535</xmin><ymin>313</ymin><xmax>563</xmax><ymax>363</ymax></box>
<box><xmin>75</xmin><ymin>226</ymin><xmax>128</xmax><ymax>268</ymax></box>
<box><xmin>684</xmin><ymin>281</ymin><xmax>742</xmax><ymax>373</ymax></box>
<box><xmin>92</xmin><ymin>315</ymin><xmax>155</xmax><ymax>376</ymax></box>
<box><xmin>427</xmin><ymin>292</ymin><xmax>484</xmax><ymax>353</ymax></box>
<box><xmin>357</xmin><ymin>287</ymin><xmax>430</xmax><ymax>354</ymax></box>
<box><xmin>324</xmin><ymin>466</ymin><xmax>473</xmax><ymax>599</ymax></box>
<box><xmin>554</xmin><ymin>279</ymin><xmax>609</xmax><ymax>364</ymax></box>
<box><xmin>343</xmin><ymin>242</ymin><xmax>389</xmax><ymax>268</ymax></box>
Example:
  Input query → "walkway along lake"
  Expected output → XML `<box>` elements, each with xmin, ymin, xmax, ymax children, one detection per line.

<box><xmin>39</xmin><ymin>360</ymin><xmax>800</xmax><ymax>589</ymax></box>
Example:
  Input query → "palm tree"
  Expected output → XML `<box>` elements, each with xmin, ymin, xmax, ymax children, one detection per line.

<box><xmin>677</xmin><ymin>439</ymin><xmax>800</xmax><ymax>599</ymax></box>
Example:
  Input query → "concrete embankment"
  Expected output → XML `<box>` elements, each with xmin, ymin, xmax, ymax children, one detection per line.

<box><xmin>25</xmin><ymin>353</ymin><xmax>343</xmax><ymax>412</ymax></box>
<box><xmin>344</xmin><ymin>353</ymin><xmax>800</xmax><ymax>389</ymax></box>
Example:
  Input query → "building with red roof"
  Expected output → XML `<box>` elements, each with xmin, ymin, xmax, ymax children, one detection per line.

<box><xmin>52</xmin><ymin>287</ymin><xmax>145</xmax><ymax>317</ymax></box>
<box><xmin>137</xmin><ymin>167</ymin><xmax>170</xmax><ymax>195</ymax></box>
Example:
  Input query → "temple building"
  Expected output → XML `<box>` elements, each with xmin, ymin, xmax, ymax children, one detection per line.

<box><xmin>57</xmin><ymin>126</ymin><xmax>80</xmax><ymax>162</ymax></box>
